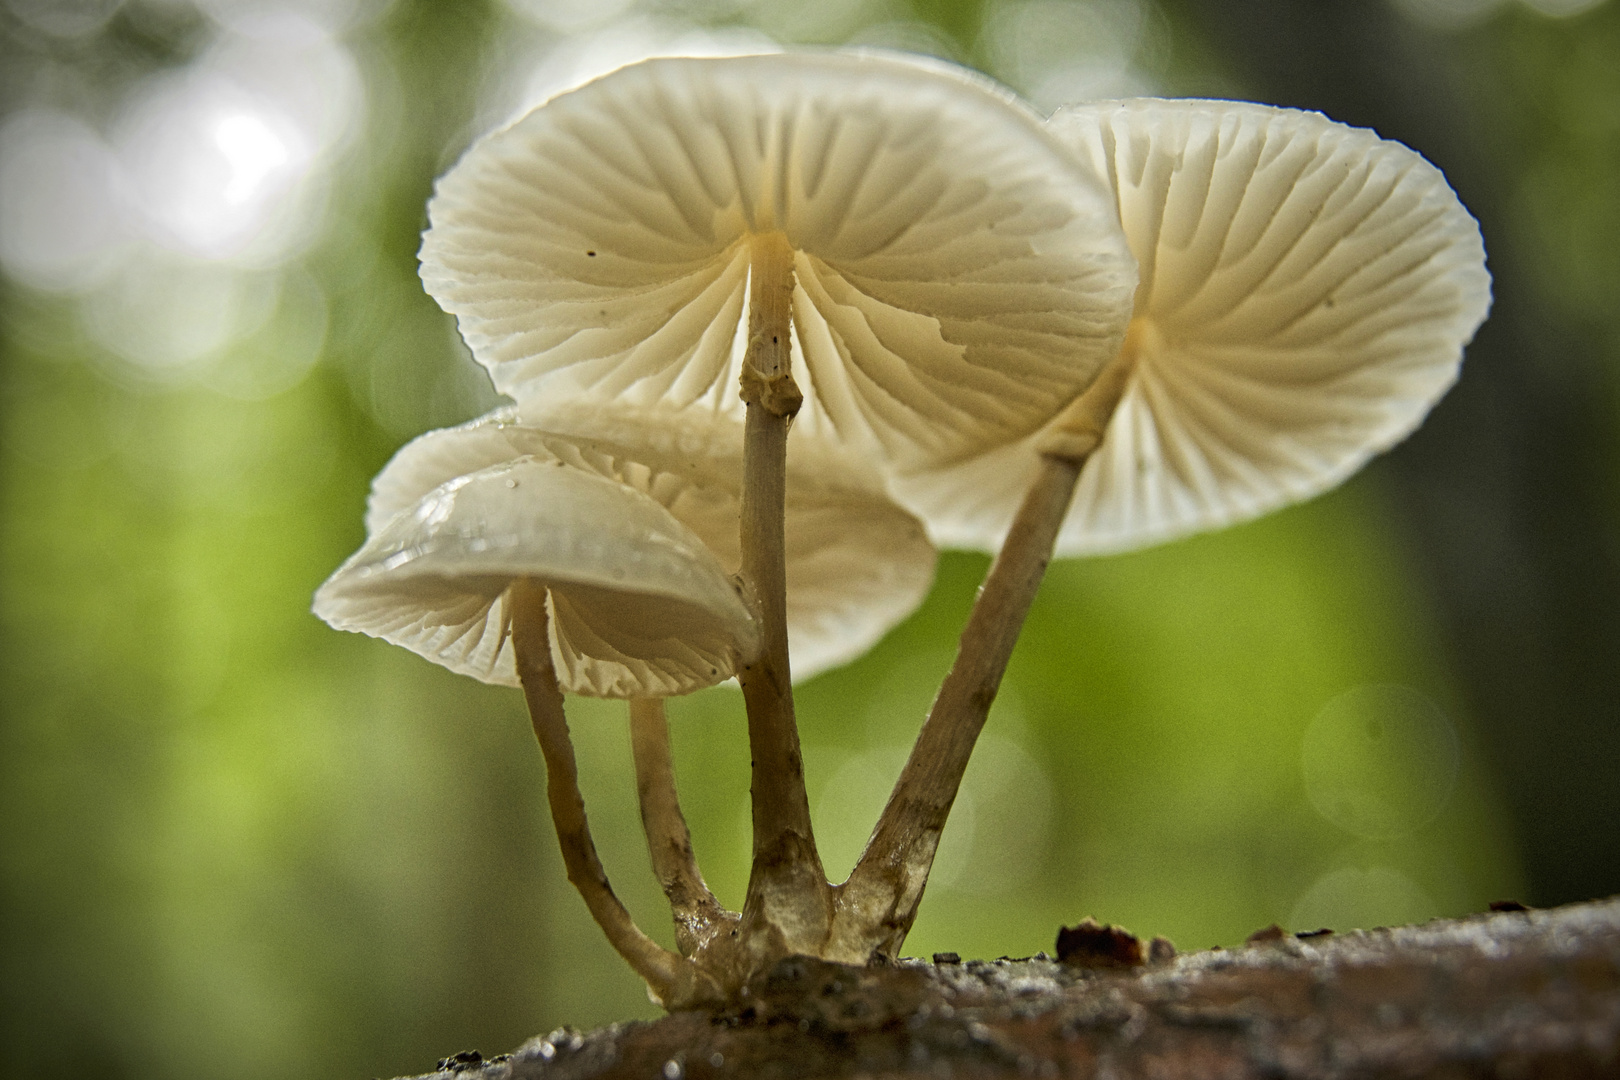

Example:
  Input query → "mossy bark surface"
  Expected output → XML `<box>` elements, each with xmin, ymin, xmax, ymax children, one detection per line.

<box><xmin>396</xmin><ymin>897</ymin><xmax>1620</xmax><ymax>1080</ymax></box>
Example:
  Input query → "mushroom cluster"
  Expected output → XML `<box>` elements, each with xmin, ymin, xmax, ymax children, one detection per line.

<box><xmin>315</xmin><ymin>52</ymin><xmax>1488</xmax><ymax>1007</ymax></box>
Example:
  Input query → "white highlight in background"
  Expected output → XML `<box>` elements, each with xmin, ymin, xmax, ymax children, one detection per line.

<box><xmin>504</xmin><ymin>17</ymin><xmax>778</xmax><ymax>123</ymax></box>
<box><xmin>113</xmin><ymin>9</ymin><xmax>359</xmax><ymax>265</ymax></box>
<box><xmin>0</xmin><ymin>111</ymin><xmax>132</xmax><ymax>294</ymax></box>
<box><xmin>980</xmin><ymin>0</ymin><xmax>1154</xmax><ymax>111</ymax></box>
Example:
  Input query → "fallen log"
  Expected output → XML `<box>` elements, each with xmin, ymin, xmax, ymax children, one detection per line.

<box><xmin>397</xmin><ymin>896</ymin><xmax>1620</xmax><ymax>1080</ymax></box>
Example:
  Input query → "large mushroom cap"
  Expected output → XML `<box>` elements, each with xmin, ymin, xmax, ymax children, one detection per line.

<box><xmin>365</xmin><ymin>405</ymin><xmax>937</xmax><ymax>681</ymax></box>
<box><xmin>313</xmin><ymin>452</ymin><xmax>760</xmax><ymax>698</ymax></box>
<box><xmin>894</xmin><ymin>98</ymin><xmax>1491</xmax><ymax>555</ymax></box>
<box><xmin>420</xmin><ymin>51</ymin><xmax>1136</xmax><ymax>466</ymax></box>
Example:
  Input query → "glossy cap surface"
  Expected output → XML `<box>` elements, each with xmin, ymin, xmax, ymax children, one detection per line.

<box><xmin>365</xmin><ymin>406</ymin><xmax>936</xmax><ymax>680</ymax></box>
<box><xmin>314</xmin><ymin>453</ymin><xmax>759</xmax><ymax>697</ymax></box>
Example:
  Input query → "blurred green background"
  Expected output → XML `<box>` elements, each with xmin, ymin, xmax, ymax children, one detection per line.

<box><xmin>2</xmin><ymin>0</ymin><xmax>1617</xmax><ymax>1077</ymax></box>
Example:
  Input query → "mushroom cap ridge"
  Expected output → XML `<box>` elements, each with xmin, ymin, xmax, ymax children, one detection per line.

<box><xmin>893</xmin><ymin>97</ymin><xmax>1491</xmax><ymax>556</ymax></box>
<box><xmin>420</xmin><ymin>50</ymin><xmax>1137</xmax><ymax>468</ymax></box>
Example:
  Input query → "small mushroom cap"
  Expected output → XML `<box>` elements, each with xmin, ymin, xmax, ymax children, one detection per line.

<box><xmin>420</xmin><ymin>51</ymin><xmax>1136</xmax><ymax>466</ymax></box>
<box><xmin>366</xmin><ymin>405</ymin><xmax>937</xmax><ymax>681</ymax></box>
<box><xmin>313</xmin><ymin>454</ymin><xmax>760</xmax><ymax>698</ymax></box>
<box><xmin>894</xmin><ymin>99</ymin><xmax>1491</xmax><ymax>555</ymax></box>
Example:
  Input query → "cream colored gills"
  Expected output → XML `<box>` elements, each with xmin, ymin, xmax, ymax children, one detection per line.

<box><xmin>419</xmin><ymin>51</ymin><xmax>1137</xmax><ymax>469</ymax></box>
<box><xmin>895</xmin><ymin>98</ymin><xmax>1491</xmax><ymax>557</ymax></box>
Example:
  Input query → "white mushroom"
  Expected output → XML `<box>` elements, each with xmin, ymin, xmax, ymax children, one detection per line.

<box><xmin>320</xmin><ymin>412</ymin><xmax>839</xmax><ymax>1007</ymax></box>
<box><xmin>359</xmin><ymin>403</ymin><xmax>938</xmax><ymax>681</ymax></box>
<box><xmin>417</xmin><ymin>50</ymin><xmax>1138</xmax><ymax>976</ymax></box>
<box><xmin>418</xmin><ymin>50</ymin><xmax>1137</xmax><ymax>467</ymax></box>
<box><xmin>312</xmin><ymin>444</ymin><xmax>760</xmax><ymax>699</ymax></box>
<box><xmin>321</xmin><ymin>453</ymin><xmax>758</xmax><ymax>1006</ymax></box>
<box><xmin>314</xmin><ymin>400</ymin><xmax>940</xmax><ymax>1002</ymax></box>
<box><xmin>833</xmin><ymin>99</ymin><xmax>1491</xmax><ymax>961</ymax></box>
<box><xmin>894</xmin><ymin>98</ymin><xmax>1492</xmax><ymax>554</ymax></box>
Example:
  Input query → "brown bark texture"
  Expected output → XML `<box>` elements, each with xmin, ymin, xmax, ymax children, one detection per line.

<box><xmin>399</xmin><ymin>897</ymin><xmax>1620</xmax><ymax>1080</ymax></box>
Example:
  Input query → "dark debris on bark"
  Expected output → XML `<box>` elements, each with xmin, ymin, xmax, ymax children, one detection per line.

<box><xmin>396</xmin><ymin>897</ymin><xmax>1620</xmax><ymax>1080</ymax></box>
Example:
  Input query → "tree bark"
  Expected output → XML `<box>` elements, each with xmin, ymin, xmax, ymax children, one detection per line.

<box><xmin>397</xmin><ymin>896</ymin><xmax>1620</xmax><ymax>1079</ymax></box>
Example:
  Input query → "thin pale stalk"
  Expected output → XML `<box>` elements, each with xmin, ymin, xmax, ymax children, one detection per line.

<box><xmin>629</xmin><ymin>697</ymin><xmax>737</xmax><ymax>957</ymax></box>
<box><xmin>831</xmin><ymin>338</ymin><xmax>1141</xmax><ymax>959</ymax></box>
<box><xmin>736</xmin><ymin>231</ymin><xmax>831</xmax><ymax>959</ymax></box>
<box><xmin>510</xmin><ymin>579</ymin><xmax>718</xmax><ymax>1007</ymax></box>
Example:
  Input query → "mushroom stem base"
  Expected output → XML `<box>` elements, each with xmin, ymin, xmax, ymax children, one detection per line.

<box><xmin>737</xmin><ymin>231</ymin><xmax>832</xmax><ymax>964</ymax></box>
<box><xmin>629</xmin><ymin>698</ymin><xmax>737</xmax><ymax>958</ymax></box>
<box><xmin>511</xmin><ymin>581</ymin><xmax>724</xmax><ymax>1009</ymax></box>
<box><xmin>827</xmin><ymin>451</ymin><xmax>1084</xmax><ymax>957</ymax></box>
<box><xmin>829</xmin><ymin>345</ymin><xmax>1138</xmax><ymax>959</ymax></box>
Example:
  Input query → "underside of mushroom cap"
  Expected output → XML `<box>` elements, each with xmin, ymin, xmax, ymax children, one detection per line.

<box><xmin>420</xmin><ymin>51</ymin><xmax>1136</xmax><ymax>468</ymax></box>
<box><xmin>367</xmin><ymin>404</ymin><xmax>937</xmax><ymax>680</ymax></box>
<box><xmin>894</xmin><ymin>98</ymin><xmax>1491</xmax><ymax>555</ymax></box>
<box><xmin>313</xmin><ymin>456</ymin><xmax>759</xmax><ymax>697</ymax></box>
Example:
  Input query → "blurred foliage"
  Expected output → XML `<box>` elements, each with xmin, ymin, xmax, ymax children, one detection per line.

<box><xmin>1153</xmin><ymin>0</ymin><xmax>1620</xmax><ymax>905</ymax></box>
<box><xmin>2</xmin><ymin>0</ymin><xmax>1615</xmax><ymax>1078</ymax></box>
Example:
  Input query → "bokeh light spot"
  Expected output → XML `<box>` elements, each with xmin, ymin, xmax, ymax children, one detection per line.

<box><xmin>1302</xmin><ymin>684</ymin><xmax>1460</xmax><ymax>840</ymax></box>
<box><xmin>1289</xmin><ymin>865</ymin><xmax>1438</xmax><ymax>932</ymax></box>
<box><xmin>118</xmin><ymin>74</ymin><xmax>312</xmax><ymax>261</ymax></box>
<box><xmin>0</xmin><ymin>110</ymin><xmax>131</xmax><ymax>294</ymax></box>
<box><xmin>203</xmin><ymin>269</ymin><xmax>328</xmax><ymax>401</ymax></box>
<box><xmin>812</xmin><ymin>746</ymin><xmax>907</xmax><ymax>882</ymax></box>
<box><xmin>1387</xmin><ymin>0</ymin><xmax>1511</xmax><ymax>30</ymax></box>
<box><xmin>931</xmin><ymin>730</ymin><xmax>1053</xmax><ymax>896</ymax></box>
<box><xmin>83</xmin><ymin>257</ymin><xmax>280</xmax><ymax>374</ymax></box>
<box><xmin>1521</xmin><ymin>0</ymin><xmax>1609</xmax><ymax>16</ymax></box>
<box><xmin>981</xmin><ymin>0</ymin><xmax>1154</xmax><ymax>110</ymax></box>
<box><xmin>3</xmin><ymin>0</ymin><xmax>124</xmax><ymax>38</ymax></box>
<box><xmin>504</xmin><ymin>0</ymin><xmax>635</xmax><ymax>35</ymax></box>
<box><xmin>509</xmin><ymin>19</ymin><xmax>778</xmax><ymax>120</ymax></box>
<box><xmin>1388</xmin><ymin>0</ymin><xmax>1607</xmax><ymax>30</ymax></box>
<box><xmin>215</xmin><ymin>113</ymin><xmax>293</xmax><ymax>206</ymax></box>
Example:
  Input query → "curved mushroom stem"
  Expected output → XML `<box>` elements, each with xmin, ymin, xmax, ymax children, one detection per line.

<box><xmin>830</xmin><ymin>334</ymin><xmax>1141</xmax><ymax>960</ymax></box>
<box><xmin>628</xmin><ymin>697</ymin><xmax>740</xmax><ymax>957</ymax></box>
<box><xmin>510</xmin><ymin>579</ymin><xmax>722</xmax><ymax>1008</ymax></box>
<box><xmin>736</xmin><ymin>231</ymin><xmax>832</xmax><ymax>962</ymax></box>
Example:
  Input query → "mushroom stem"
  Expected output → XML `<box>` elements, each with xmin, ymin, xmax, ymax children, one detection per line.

<box><xmin>510</xmin><ymin>579</ymin><xmax>720</xmax><ymax>1007</ymax></box>
<box><xmin>736</xmin><ymin>231</ymin><xmax>832</xmax><ymax>959</ymax></box>
<box><xmin>832</xmin><ymin>338</ymin><xmax>1140</xmax><ymax>959</ymax></box>
<box><xmin>628</xmin><ymin>697</ymin><xmax>738</xmax><ymax>957</ymax></box>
